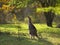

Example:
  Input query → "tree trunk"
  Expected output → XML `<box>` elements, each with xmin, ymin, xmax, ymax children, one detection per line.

<box><xmin>44</xmin><ymin>10</ymin><xmax>55</xmax><ymax>27</ymax></box>
<box><xmin>38</xmin><ymin>0</ymin><xmax>56</xmax><ymax>27</ymax></box>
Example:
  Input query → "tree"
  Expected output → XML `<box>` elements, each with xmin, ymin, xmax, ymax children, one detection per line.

<box><xmin>0</xmin><ymin>9</ymin><xmax>7</xmax><ymax>24</ymax></box>
<box><xmin>38</xmin><ymin>0</ymin><xmax>56</xmax><ymax>7</ymax></box>
<box><xmin>38</xmin><ymin>0</ymin><xmax>56</xmax><ymax>27</ymax></box>
<box><xmin>44</xmin><ymin>10</ymin><xmax>55</xmax><ymax>27</ymax></box>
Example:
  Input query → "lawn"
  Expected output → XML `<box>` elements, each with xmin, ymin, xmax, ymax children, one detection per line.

<box><xmin>0</xmin><ymin>23</ymin><xmax>60</xmax><ymax>45</ymax></box>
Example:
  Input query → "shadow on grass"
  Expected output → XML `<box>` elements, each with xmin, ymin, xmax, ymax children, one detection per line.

<box><xmin>0</xmin><ymin>31</ymin><xmax>54</xmax><ymax>45</ymax></box>
<box><xmin>43</xmin><ymin>32</ymin><xmax>60</xmax><ymax>38</ymax></box>
<box><xmin>58</xmin><ymin>43</ymin><xmax>60</xmax><ymax>45</ymax></box>
<box><xmin>39</xmin><ymin>30</ymin><xmax>60</xmax><ymax>38</ymax></box>
<box><xmin>38</xmin><ymin>38</ymin><xmax>53</xmax><ymax>45</ymax></box>
<box><xmin>48</xmin><ymin>32</ymin><xmax>60</xmax><ymax>38</ymax></box>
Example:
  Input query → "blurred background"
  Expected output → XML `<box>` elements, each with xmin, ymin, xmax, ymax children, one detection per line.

<box><xmin>0</xmin><ymin>0</ymin><xmax>60</xmax><ymax>25</ymax></box>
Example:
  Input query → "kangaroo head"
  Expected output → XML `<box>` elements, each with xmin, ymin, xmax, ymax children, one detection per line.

<box><xmin>28</xmin><ymin>16</ymin><xmax>31</xmax><ymax>21</ymax></box>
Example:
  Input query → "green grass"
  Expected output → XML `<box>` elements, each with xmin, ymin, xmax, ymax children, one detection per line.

<box><xmin>0</xmin><ymin>23</ymin><xmax>60</xmax><ymax>45</ymax></box>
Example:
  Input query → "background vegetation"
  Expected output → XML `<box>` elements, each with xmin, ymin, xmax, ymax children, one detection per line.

<box><xmin>0</xmin><ymin>0</ymin><xmax>60</xmax><ymax>24</ymax></box>
<box><xmin>0</xmin><ymin>0</ymin><xmax>60</xmax><ymax>45</ymax></box>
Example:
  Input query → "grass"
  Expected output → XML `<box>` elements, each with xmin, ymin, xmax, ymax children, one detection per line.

<box><xmin>0</xmin><ymin>23</ymin><xmax>60</xmax><ymax>45</ymax></box>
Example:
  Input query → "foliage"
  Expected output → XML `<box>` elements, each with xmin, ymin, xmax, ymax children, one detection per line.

<box><xmin>9</xmin><ymin>0</ymin><xmax>31</xmax><ymax>8</ymax></box>
<box><xmin>0</xmin><ymin>0</ymin><xmax>60</xmax><ymax>24</ymax></box>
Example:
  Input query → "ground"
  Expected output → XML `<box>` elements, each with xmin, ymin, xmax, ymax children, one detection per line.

<box><xmin>0</xmin><ymin>23</ymin><xmax>60</xmax><ymax>45</ymax></box>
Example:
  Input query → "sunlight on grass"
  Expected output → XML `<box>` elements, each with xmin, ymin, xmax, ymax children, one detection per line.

<box><xmin>0</xmin><ymin>23</ymin><xmax>60</xmax><ymax>45</ymax></box>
